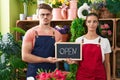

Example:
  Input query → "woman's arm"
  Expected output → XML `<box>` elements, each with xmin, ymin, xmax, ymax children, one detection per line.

<box><xmin>104</xmin><ymin>53</ymin><xmax>111</xmax><ymax>80</ymax></box>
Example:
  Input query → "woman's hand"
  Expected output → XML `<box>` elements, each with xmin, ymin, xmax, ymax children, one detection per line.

<box><xmin>65</xmin><ymin>58</ymin><xmax>77</xmax><ymax>64</ymax></box>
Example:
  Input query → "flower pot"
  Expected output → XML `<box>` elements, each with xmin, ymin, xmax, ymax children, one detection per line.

<box><xmin>52</xmin><ymin>8</ymin><xmax>63</xmax><ymax>20</ymax></box>
<box><xmin>68</xmin><ymin>8</ymin><xmax>77</xmax><ymax>20</ymax></box>
<box><xmin>62</xmin><ymin>34</ymin><xmax>69</xmax><ymax>42</ymax></box>
<box><xmin>64</xmin><ymin>62</ymin><xmax>70</xmax><ymax>71</ymax></box>
<box><xmin>69</xmin><ymin>0</ymin><xmax>77</xmax><ymax>9</ymax></box>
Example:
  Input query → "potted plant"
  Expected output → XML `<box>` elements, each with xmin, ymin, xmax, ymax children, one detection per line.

<box><xmin>106</xmin><ymin>0</ymin><xmax>120</xmax><ymax>18</ymax></box>
<box><xmin>47</xmin><ymin>0</ymin><xmax>69</xmax><ymax>19</ymax></box>
<box><xmin>19</xmin><ymin>0</ymin><xmax>36</xmax><ymax>17</ymax></box>
<box><xmin>70</xmin><ymin>18</ymin><xmax>85</xmax><ymax>42</ymax></box>
<box><xmin>54</xmin><ymin>25</ymin><xmax>70</xmax><ymax>42</ymax></box>
<box><xmin>0</xmin><ymin>32</ymin><xmax>27</xmax><ymax>80</ymax></box>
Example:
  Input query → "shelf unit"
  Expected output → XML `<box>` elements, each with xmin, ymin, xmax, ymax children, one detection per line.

<box><xmin>16</xmin><ymin>18</ymin><xmax>116</xmax><ymax>79</ymax></box>
<box><xmin>16</xmin><ymin>20</ymin><xmax>72</xmax><ymax>40</ymax></box>
<box><xmin>113</xmin><ymin>18</ymin><xmax>120</xmax><ymax>80</ymax></box>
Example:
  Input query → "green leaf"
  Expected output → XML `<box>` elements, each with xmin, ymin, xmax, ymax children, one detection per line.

<box><xmin>70</xmin><ymin>18</ymin><xmax>85</xmax><ymax>42</ymax></box>
<box><xmin>11</xmin><ymin>27</ymin><xmax>26</xmax><ymax>35</ymax></box>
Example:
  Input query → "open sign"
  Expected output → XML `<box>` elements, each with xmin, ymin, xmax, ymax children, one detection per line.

<box><xmin>55</xmin><ymin>42</ymin><xmax>82</xmax><ymax>60</ymax></box>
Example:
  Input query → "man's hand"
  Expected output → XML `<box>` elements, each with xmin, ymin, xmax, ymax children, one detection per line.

<box><xmin>47</xmin><ymin>57</ymin><xmax>62</xmax><ymax>63</ymax></box>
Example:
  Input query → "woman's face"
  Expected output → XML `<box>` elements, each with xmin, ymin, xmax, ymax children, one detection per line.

<box><xmin>86</xmin><ymin>15</ymin><xmax>99</xmax><ymax>32</ymax></box>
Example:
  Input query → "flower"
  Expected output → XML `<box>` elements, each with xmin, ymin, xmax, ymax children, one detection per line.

<box><xmin>89</xmin><ymin>0</ymin><xmax>106</xmax><ymax>11</ymax></box>
<box><xmin>54</xmin><ymin>25</ymin><xmax>70</xmax><ymax>34</ymax></box>
<box><xmin>36</xmin><ymin>68</ymin><xmax>70</xmax><ymax>80</ymax></box>
<box><xmin>48</xmin><ymin>0</ymin><xmax>69</xmax><ymax>8</ymax></box>
<box><xmin>99</xmin><ymin>23</ymin><xmax>112</xmax><ymax>38</ymax></box>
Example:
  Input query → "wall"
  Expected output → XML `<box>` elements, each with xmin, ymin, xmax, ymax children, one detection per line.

<box><xmin>0</xmin><ymin>0</ymin><xmax>1</xmax><ymax>32</ymax></box>
<box><xmin>28</xmin><ymin>4</ymin><xmax>37</xmax><ymax>16</ymax></box>
<box><xmin>0</xmin><ymin>0</ymin><xmax>37</xmax><ymax>34</ymax></box>
<box><xmin>0</xmin><ymin>0</ymin><xmax>10</xmax><ymax>34</ymax></box>
<box><xmin>10</xmin><ymin>0</ymin><xmax>21</xmax><ymax>31</ymax></box>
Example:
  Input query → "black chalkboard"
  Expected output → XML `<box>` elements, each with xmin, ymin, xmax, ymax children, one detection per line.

<box><xmin>55</xmin><ymin>42</ymin><xmax>82</xmax><ymax>60</ymax></box>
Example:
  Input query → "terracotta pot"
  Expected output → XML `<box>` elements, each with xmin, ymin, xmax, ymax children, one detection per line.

<box><xmin>62</xmin><ymin>34</ymin><xmax>69</xmax><ymax>42</ymax></box>
<box><xmin>52</xmin><ymin>8</ymin><xmax>62</xmax><ymax>20</ymax></box>
<box><xmin>68</xmin><ymin>8</ymin><xmax>77</xmax><ymax>20</ymax></box>
<box><xmin>52</xmin><ymin>8</ymin><xmax>67</xmax><ymax>20</ymax></box>
<box><xmin>69</xmin><ymin>0</ymin><xmax>77</xmax><ymax>9</ymax></box>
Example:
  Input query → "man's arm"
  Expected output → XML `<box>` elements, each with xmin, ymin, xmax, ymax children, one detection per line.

<box><xmin>22</xmin><ymin>41</ymin><xmax>60</xmax><ymax>63</ymax></box>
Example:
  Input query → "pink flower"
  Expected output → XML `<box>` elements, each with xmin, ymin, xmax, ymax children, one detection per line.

<box><xmin>108</xmin><ymin>30</ymin><xmax>112</xmax><ymax>36</ymax></box>
<box><xmin>36</xmin><ymin>72</ymin><xmax>51</xmax><ymax>80</ymax></box>
<box><xmin>100</xmin><ymin>25</ymin><xmax>105</xmax><ymax>29</ymax></box>
<box><xmin>36</xmin><ymin>69</ymin><xmax>69</xmax><ymax>80</ymax></box>
<box><xmin>99</xmin><ymin>23</ymin><xmax>112</xmax><ymax>37</ymax></box>
<box><xmin>104</xmin><ymin>24</ymin><xmax>109</xmax><ymax>29</ymax></box>
<box><xmin>52</xmin><ymin>69</ymin><xmax>66</xmax><ymax>80</ymax></box>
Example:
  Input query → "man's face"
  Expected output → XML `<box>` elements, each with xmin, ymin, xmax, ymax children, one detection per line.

<box><xmin>38</xmin><ymin>9</ymin><xmax>52</xmax><ymax>25</ymax></box>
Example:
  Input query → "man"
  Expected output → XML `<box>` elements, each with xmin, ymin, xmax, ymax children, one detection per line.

<box><xmin>22</xmin><ymin>3</ymin><xmax>62</xmax><ymax>79</ymax></box>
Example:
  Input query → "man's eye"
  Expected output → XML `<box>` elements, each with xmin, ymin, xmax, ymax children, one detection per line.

<box><xmin>41</xmin><ymin>14</ymin><xmax>45</xmax><ymax>16</ymax></box>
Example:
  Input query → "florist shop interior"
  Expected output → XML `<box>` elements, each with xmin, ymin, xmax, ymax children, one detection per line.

<box><xmin>0</xmin><ymin>0</ymin><xmax>120</xmax><ymax>80</ymax></box>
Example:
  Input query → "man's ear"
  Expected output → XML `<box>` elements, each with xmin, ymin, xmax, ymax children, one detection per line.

<box><xmin>37</xmin><ymin>15</ymin><xmax>39</xmax><ymax>19</ymax></box>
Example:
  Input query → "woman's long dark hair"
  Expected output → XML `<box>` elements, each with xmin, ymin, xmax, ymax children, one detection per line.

<box><xmin>83</xmin><ymin>13</ymin><xmax>101</xmax><ymax>35</ymax></box>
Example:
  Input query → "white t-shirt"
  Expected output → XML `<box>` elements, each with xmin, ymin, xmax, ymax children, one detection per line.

<box><xmin>75</xmin><ymin>36</ymin><xmax>112</xmax><ymax>62</ymax></box>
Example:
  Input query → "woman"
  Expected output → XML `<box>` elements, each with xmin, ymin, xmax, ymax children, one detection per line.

<box><xmin>66</xmin><ymin>13</ymin><xmax>111</xmax><ymax>80</ymax></box>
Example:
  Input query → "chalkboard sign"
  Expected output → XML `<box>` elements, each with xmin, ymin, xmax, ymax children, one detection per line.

<box><xmin>55</xmin><ymin>42</ymin><xmax>82</xmax><ymax>60</ymax></box>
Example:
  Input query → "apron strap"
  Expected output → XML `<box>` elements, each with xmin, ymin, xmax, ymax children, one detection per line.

<box><xmin>81</xmin><ymin>36</ymin><xmax>101</xmax><ymax>44</ymax></box>
<box><xmin>98</xmin><ymin>37</ymin><xmax>101</xmax><ymax>43</ymax></box>
<box><xmin>82</xmin><ymin>38</ymin><xmax>84</xmax><ymax>43</ymax></box>
<box><xmin>34</xmin><ymin>30</ymin><xmax>39</xmax><ymax>38</ymax></box>
<box><xmin>52</xmin><ymin>31</ymin><xmax>55</xmax><ymax>38</ymax></box>
<box><xmin>34</xmin><ymin>29</ymin><xmax>55</xmax><ymax>38</ymax></box>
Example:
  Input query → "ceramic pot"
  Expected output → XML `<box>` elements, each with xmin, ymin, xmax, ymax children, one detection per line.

<box><xmin>69</xmin><ymin>0</ymin><xmax>77</xmax><ymax>9</ymax></box>
<box><xmin>62</xmin><ymin>34</ymin><xmax>69</xmax><ymax>42</ymax></box>
<box><xmin>52</xmin><ymin>8</ymin><xmax>67</xmax><ymax>20</ymax></box>
<box><xmin>68</xmin><ymin>9</ymin><xmax>77</xmax><ymax>20</ymax></box>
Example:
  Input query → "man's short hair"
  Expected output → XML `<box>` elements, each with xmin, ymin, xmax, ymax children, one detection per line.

<box><xmin>38</xmin><ymin>3</ymin><xmax>53</xmax><ymax>12</ymax></box>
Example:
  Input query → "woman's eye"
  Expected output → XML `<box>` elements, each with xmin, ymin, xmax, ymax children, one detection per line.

<box><xmin>93</xmin><ymin>20</ymin><xmax>98</xmax><ymax>23</ymax></box>
<box><xmin>87</xmin><ymin>21</ymin><xmax>91</xmax><ymax>23</ymax></box>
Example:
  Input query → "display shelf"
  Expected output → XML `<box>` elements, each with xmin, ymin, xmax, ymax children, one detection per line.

<box><xmin>115</xmin><ymin>19</ymin><xmax>120</xmax><ymax>48</ymax></box>
<box><xmin>16</xmin><ymin>20</ymin><xmax>72</xmax><ymax>40</ymax></box>
<box><xmin>113</xmin><ymin>18</ymin><xmax>120</xmax><ymax>80</ymax></box>
<box><xmin>99</xmin><ymin>19</ymin><xmax>115</xmax><ymax>50</ymax></box>
<box><xmin>113</xmin><ymin>50</ymin><xmax>120</xmax><ymax>79</ymax></box>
